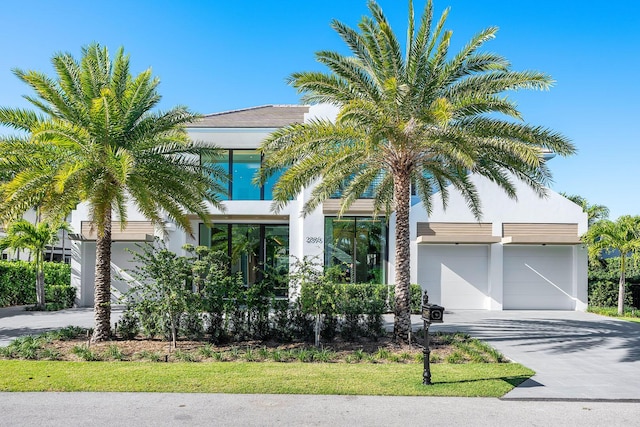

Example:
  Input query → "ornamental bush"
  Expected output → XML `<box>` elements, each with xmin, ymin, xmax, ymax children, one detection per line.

<box><xmin>115</xmin><ymin>243</ymin><xmax>427</xmax><ymax>344</ymax></box>
<box><xmin>0</xmin><ymin>260</ymin><xmax>73</xmax><ymax>309</ymax></box>
<box><xmin>588</xmin><ymin>257</ymin><xmax>638</xmax><ymax>308</ymax></box>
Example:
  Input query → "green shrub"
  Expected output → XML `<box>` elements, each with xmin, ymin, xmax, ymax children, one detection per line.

<box><xmin>45</xmin><ymin>284</ymin><xmax>76</xmax><ymax>310</ymax></box>
<box><xmin>588</xmin><ymin>257</ymin><xmax>639</xmax><ymax>308</ymax></box>
<box><xmin>588</xmin><ymin>280</ymin><xmax>632</xmax><ymax>307</ymax></box>
<box><xmin>0</xmin><ymin>261</ymin><xmax>72</xmax><ymax>308</ymax></box>
<box><xmin>386</xmin><ymin>283</ymin><xmax>424</xmax><ymax>314</ymax></box>
<box><xmin>115</xmin><ymin>308</ymin><xmax>140</xmax><ymax>339</ymax></box>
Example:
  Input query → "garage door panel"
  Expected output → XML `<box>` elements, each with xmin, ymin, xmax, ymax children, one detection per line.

<box><xmin>419</xmin><ymin>245</ymin><xmax>489</xmax><ymax>309</ymax></box>
<box><xmin>504</xmin><ymin>246</ymin><xmax>573</xmax><ymax>310</ymax></box>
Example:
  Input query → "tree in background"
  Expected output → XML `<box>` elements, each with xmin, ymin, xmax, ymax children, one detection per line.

<box><xmin>0</xmin><ymin>219</ymin><xmax>70</xmax><ymax>309</ymax></box>
<box><xmin>0</xmin><ymin>44</ymin><xmax>226</xmax><ymax>341</ymax></box>
<box><xmin>582</xmin><ymin>215</ymin><xmax>640</xmax><ymax>315</ymax></box>
<box><xmin>561</xmin><ymin>193</ymin><xmax>609</xmax><ymax>226</ymax></box>
<box><xmin>257</xmin><ymin>0</ymin><xmax>574</xmax><ymax>342</ymax></box>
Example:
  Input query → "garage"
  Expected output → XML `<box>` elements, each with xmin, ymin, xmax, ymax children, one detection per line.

<box><xmin>503</xmin><ymin>246</ymin><xmax>574</xmax><ymax>310</ymax></box>
<box><xmin>418</xmin><ymin>245</ymin><xmax>489</xmax><ymax>309</ymax></box>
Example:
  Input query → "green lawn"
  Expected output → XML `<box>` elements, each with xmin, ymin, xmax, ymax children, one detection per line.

<box><xmin>0</xmin><ymin>360</ymin><xmax>532</xmax><ymax>397</ymax></box>
<box><xmin>588</xmin><ymin>306</ymin><xmax>640</xmax><ymax>323</ymax></box>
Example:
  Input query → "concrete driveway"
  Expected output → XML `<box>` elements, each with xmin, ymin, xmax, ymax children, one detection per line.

<box><xmin>426</xmin><ymin>310</ymin><xmax>640</xmax><ymax>400</ymax></box>
<box><xmin>0</xmin><ymin>306</ymin><xmax>122</xmax><ymax>347</ymax></box>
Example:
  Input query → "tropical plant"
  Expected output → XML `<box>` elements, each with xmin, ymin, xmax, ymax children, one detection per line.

<box><xmin>257</xmin><ymin>0</ymin><xmax>574</xmax><ymax>342</ymax></box>
<box><xmin>582</xmin><ymin>215</ymin><xmax>640</xmax><ymax>315</ymax></box>
<box><xmin>291</xmin><ymin>256</ymin><xmax>338</xmax><ymax>347</ymax></box>
<box><xmin>0</xmin><ymin>218</ymin><xmax>70</xmax><ymax>309</ymax></box>
<box><xmin>0</xmin><ymin>44</ymin><xmax>226</xmax><ymax>340</ymax></box>
<box><xmin>561</xmin><ymin>193</ymin><xmax>609</xmax><ymax>226</ymax></box>
<box><xmin>124</xmin><ymin>242</ymin><xmax>198</xmax><ymax>349</ymax></box>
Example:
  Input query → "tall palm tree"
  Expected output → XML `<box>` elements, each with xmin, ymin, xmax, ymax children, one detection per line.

<box><xmin>0</xmin><ymin>218</ymin><xmax>70</xmax><ymax>309</ymax></box>
<box><xmin>257</xmin><ymin>0</ymin><xmax>574</xmax><ymax>342</ymax></box>
<box><xmin>0</xmin><ymin>44</ymin><xmax>226</xmax><ymax>341</ymax></box>
<box><xmin>561</xmin><ymin>193</ymin><xmax>609</xmax><ymax>226</ymax></box>
<box><xmin>582</xmin><ymin>216</ymin><xmax>640</xmax><ymax>315</ymax></box>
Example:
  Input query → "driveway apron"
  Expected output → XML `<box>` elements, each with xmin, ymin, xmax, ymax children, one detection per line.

<box><xmin>426</xmin><ymin>310</ymin><xmax>640</xmax><ymax>400</ymax></box>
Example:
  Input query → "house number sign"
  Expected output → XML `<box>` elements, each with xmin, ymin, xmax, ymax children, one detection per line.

<box><xmin>306</xmin><ymin>237</ymin><xmax>323</xmax><ymax>244</ymax></box>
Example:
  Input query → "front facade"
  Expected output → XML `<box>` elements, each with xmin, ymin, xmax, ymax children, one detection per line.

<box><xmin>69</xmin><ymin>104</ymin><xmax>588</xmax><ymax>310</ymax></box>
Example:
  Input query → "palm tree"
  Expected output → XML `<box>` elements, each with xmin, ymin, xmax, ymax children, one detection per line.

<box><xmin>561</xmin><ymin>193</ymin><xmax>609</xmax><ymax>226</ymax></box>
<box><xmin>582</xmin><ymin>216</ymin><xmax>640</xmax><ymax>315</ymax></box>
<box><xmin>257</xmin><ymin>0</ymin><xmax>574</xmax><ymax>342</ymax></box>
<box><xmin>0</xmin><ymin>44</ymin><xmax>226</xmax><ymax>341</ymax></box>
<box><xmin>0</xmin><ymin>218</ymin><xmax>70</xmax><ymax>309</ymax></box>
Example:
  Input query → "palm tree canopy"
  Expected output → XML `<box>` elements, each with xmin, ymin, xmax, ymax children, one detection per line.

<box><xmin>0</xmin><ymin>218</ymin><xmax>70</xmax><ymax>254</ymax></box>
<box><xmin>561</xmin><ymin>193</ymin><xmax>609</xmax><ymax>226</ymax></box>
<box><xmin>582</xmin><ymin>215</ymin><xmax>640</xmax><ymax>260</ymax></box>
<box><xmin>0</xmin><ymin>44</ymin><xmax>226</xmax><ymax>235</ymax></box>
<box><xmin>257</xmin><ymin>0</ymin><xmax>575</xmax><ymax>217</ymax></box>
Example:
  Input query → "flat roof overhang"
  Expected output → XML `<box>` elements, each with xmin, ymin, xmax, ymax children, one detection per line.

<box><xmin>416</xmin><ymin>235</ymin><xmax>501</xmax><ymax>244</ymax></box>
<box><xmin>501</xmin><ymin>236</ymin><xmax>582</xmax><ymax>245</ymax></box>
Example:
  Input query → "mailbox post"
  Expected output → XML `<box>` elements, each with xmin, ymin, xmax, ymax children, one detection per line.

<box><xmin>421</xmin><ymin>292</ymin><xmax>444</xmax><ymax>385</ymax></box>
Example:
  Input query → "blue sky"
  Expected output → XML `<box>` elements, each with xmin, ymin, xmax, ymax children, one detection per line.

<box><xmin>1</xmin><ymin>1</ymin><xmax>638</xmax><ymax>219</ymax></box>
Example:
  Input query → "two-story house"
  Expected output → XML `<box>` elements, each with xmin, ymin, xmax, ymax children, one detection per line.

<box><xmin>70</xmin><ymin>104</ymin><xmax>588</xmax><ymax>310</ymax></box>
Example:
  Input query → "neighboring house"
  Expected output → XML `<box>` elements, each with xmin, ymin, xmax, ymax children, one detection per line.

<box><xmin>69</xmin><ymin>104</ymin><xmax>588</xmax><ymax>310</ymax></box>
<box><xmin>0</xmin><ymin>209</ymin><xmax>72</xmax><ymax>263</ymax></box>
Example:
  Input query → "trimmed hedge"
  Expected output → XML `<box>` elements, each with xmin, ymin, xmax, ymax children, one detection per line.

<box><xmin>331</xmin><ymin>283</ymin><xmax>423</xmax><ymax>315</ymax></box>
<box><xmin>588</xmin><ymin>257</ymin><xmax>639</xmax><ymax>308</ymax></box>
<box><xmin>0</xmin><ymin>261</ymin><xmax>74</xmax><ymax>309</ymax></box>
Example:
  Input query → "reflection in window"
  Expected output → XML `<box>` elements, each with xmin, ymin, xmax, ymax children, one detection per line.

<box><xmin>330</xmin><ymin>173</ymin><xmax>385</xmax><ymax>199</ymax></box>
<box><xmin>232</xmin><ymin>151</ymin><xmax>261</xmax><ymax>200</ymax></box>
<box><xmin>199</xmin><ymin>223</ymin><xmax>289</xmax><ymax>297</ymax></box>
<box><xmin>324</xmin><ymin>217</ymin><xmax>386</xmax><ymax>284</ymax></box>
<box><xmin>202</xmin><ymin>150</ymin><xmax>230</xmax><ymax>200</ymax></box>
<box><xmin>201</xmin><ymin>149</ymin><xmax>278</xmax><ymax>201</ymax></box>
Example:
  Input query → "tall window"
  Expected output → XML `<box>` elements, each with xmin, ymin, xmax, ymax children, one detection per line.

<box><xmin>201</xmin><ymin>150</ymin><xmax>282</xmax><ymax>200</ymax></box>
<box><xmin>324</xmin><ymin>217</ymin><xmax>387</xmax><ymax>283</ymax></box>
<box><xmin>199</xmin><ymin>223</ymin><xmax>290</xmax><ymax>296</ymax></box>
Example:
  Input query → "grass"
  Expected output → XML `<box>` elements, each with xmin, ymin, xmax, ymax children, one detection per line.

<box><xmin>0</xmin><ymin>360</ymin><xmax>533</xmax><ymax>397</ymax></box>
<box><xmin>588</xmin><ymin>306</ymin><xmax>640</xmax><ymax>323</ymax></box>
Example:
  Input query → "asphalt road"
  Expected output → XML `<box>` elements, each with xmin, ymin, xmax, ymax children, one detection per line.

<box><xmin>0</xmin><ymin>393</ymin><xmax>637</xmax><ymax>427</ymax></box>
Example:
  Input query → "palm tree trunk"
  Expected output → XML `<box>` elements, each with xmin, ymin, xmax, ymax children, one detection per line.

<box><xmin>35</xmin><ymin>253</ymin><xmax>45</xmax><ymax>309</ymax></box>
<box><xmin>618</xmin><ymin>255</ymin><xmax>626</xmax><ymax>315</ymax></box>
<box><xmin>92</xmin><ymin>210</ymin><xmax>112</xmax><ymax>342</ymax></box>
<box><xmin>393</xmin><ymin>168</ymin><xmax>412</xmax><ymax>344</ymax></box>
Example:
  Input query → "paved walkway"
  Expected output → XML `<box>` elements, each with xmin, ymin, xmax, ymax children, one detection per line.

<box><xmin>2</xmin><ymin>306</ymin><xmax>640</xmax><ymax>400</ymax></box>
<box><xmin>425</xmin><ymin>310</ymin><xmax>640</xmax><ymax>400</ymax></box>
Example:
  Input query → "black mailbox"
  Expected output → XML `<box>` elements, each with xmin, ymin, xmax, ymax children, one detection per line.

<box><xmin>421</xmin><ymin>303</ymin><xmax>444</xmax><ymax>323</ymax></box>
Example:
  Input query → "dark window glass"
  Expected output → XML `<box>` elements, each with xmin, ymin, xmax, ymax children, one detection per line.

<box><xmin>199</xmin><ymin>223</ymin><xmax>289</xmax><ymax>296</ymax></box>
<box><xmin>324</xmin><ymin>217</ymin><xmax>386</xmax><ymax>283</ymax></box>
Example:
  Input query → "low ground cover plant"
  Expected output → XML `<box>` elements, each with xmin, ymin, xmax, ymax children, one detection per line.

<box><xmin>0</xmin><ymin>327</ymin><xmax>506</xmax><ymax>365</ymax></box>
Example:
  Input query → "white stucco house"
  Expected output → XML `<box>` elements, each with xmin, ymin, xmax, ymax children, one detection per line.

<box><xmin>69</xmin><ymin>104</ymin><xmax>588</xmax><ymax>310</ymax></box>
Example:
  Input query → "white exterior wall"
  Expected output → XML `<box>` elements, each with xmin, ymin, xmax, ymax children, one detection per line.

<box><xmin>411</xmin><ymin>174</ymin><xmax>588</xmax><ymax>310</ymax></box>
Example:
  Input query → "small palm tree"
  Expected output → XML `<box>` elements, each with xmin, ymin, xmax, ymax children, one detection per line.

<box><xmin>0</xmin><ymin>218</ymin><xmax>70</xmax><ymax>309</ymax></box>
<box><xmin>561</xmin><ymin>193</ymin><xmax>609</xmax><ymax>226</ymax></box>
<box><xmin>0</xmin><ymin>44</ymin><xmax>226</xmax><ymax>340</ymax></box>
<box><xmin>257</xmin><ymin>0</ymin><xmax>574</xmax><ymax>342</ymax></box>
<box><xmin>582</xmin><ymin>216</ymin><xmax>640</xmax><ymax>315</ymax></box>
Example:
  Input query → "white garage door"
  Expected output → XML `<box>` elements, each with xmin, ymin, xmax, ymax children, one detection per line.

<box><xmin>418</xmin><ymin>245</ymin><xmax>489</xmax><ymax>309</ymax></box>
<box><xmin>503</xmin><ymin>246</ymin><xmax>574</xmax><ymax>310</ymax></box>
